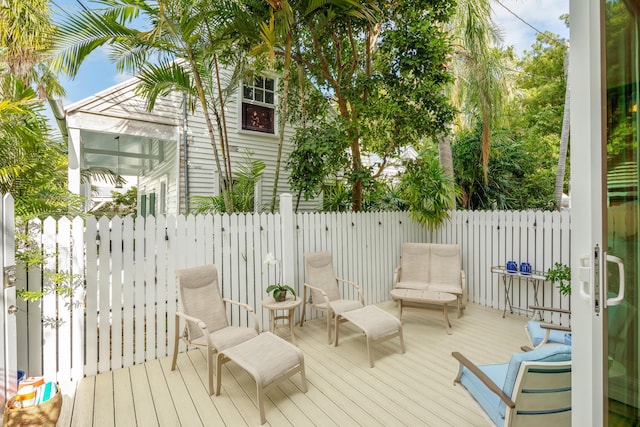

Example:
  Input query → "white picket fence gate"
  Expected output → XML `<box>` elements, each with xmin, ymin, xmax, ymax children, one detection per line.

<box><xmin>14</xmin><ymin>194</ymin><xmax>571</xmax><ymax>383</ymax></box>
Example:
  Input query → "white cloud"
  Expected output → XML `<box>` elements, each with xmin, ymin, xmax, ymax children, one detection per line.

<box><xmin>492</xmin><ymin>0</ymin><xmax>569</xmax><ymax>55</ymax></box>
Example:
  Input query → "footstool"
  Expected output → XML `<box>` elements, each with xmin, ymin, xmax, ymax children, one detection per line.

<box><xmin>215</xmin><ymin>332</ymin><xmax>307</xmax><ymax>424</ymax></box>
<box><xmin>334</xmin><ymin>305</ymin><xmax>405</xmax><ymax>367</ymax></box>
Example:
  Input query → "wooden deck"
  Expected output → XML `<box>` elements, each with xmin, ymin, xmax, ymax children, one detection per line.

<box><xmin>56</xmin><ymin>301</ymin><xmax>531</xmax><ymax>426</ymax></box>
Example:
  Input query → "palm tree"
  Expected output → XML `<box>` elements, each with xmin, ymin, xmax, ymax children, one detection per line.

<box><xmin>446</xmin><ymin>0</ymin><xmax>506</xmax><ymax>184</ymax></box>
<box><xmin>53</xmin><ymin>0</ymin><xmax>250</xmax><ymax>213</ymax></box>
<box><xmin>251</xmin><ymin>1</ymin><xmax>294</xmax><ymax>213</ymax></box>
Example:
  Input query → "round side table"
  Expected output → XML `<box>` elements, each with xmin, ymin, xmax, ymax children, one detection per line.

<box><xmin>262</xmin><ymin>296</ymin><xmax>303</xmax><ymax>345</ymax></box>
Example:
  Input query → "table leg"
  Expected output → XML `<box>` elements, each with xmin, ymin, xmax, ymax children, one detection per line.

<box><xmin>503</xmin><ymin>276</ymin><xmax>514</xmax><ymax>318</ymax></box>
<box><xmin>531</xmin><ymin>280</ymin><xmax>543</xmax><ymax>320</ymax></box>
<box><xmin>443</xmin><ymin>304</ymin><xmax>452</xmax><ymax>335</ymax></box>
<box><xmin>288</xmin><ymin>309</ymin><xmax>297</xmax><ymax>345</ymax></box>
<box><xmin>269</xmin><ymin>310</ymin><xmax>275</xmax><ymax>333</ymax></box>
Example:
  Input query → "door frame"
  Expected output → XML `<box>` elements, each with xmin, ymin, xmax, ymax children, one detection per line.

<box><xmin>570</xmin><ymin>0</ymin><xmax>607</xmax><ymax>425</ymax></box>
<box><xmin>1</xmin><ymin>194</ymin><xmax>17</xmax><ymax>408</ymax></box>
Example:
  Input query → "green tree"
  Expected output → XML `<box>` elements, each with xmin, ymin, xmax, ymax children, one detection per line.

<box><xmin>90</xmin><ymin>186</ymin><xmax>138</xmax><ymax>218</ymax></box>
<box><xmin>401</xmin><ymin>152</ymin><xmax>456</xmax><ymax>229</ymax></box>
<box><xmin>191</xmin><ymin>151</ymin><xmax>265</xmax><ymax>214</ymax></box>
<box><xmin>453</xmin><ymin>125</ymin><xmax>555</xmax><ymax>210</ymax></box>
<box><xmin>290</xmin><ymin>0</ymin><xmax>454</xmax><ymax>212</ymax></box>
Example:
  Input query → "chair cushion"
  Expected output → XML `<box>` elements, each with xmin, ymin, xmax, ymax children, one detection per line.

<box><xmin>400</xmin><ymin>243</ymin><xmax>431</xmax><ymax>282</ymax></box>
<box><xmin>338</xmin><ymin>305</ymin><xmax>401</xmax><ymax>341</ymax></box>
<box><xmin>328</xmin><ymin>299</ymin><xmax>364</xmax><ymax>315</ymax></box>
<box><xmin>305</xmin><ymin>252</ymin><xmax>341</xmax><ymax>302</ymax></box>
<box><xmin>458</xmin><ymin>362</ymin><xmax>509</xmax><ymax>427</ymax></box>
<box><xmin>192</xmin><ymin>326</ymin><xmax>259</xmax><ymax>352</ymax></box>
<box><xmin>526</xmin><ymin>321</ymin><xmax>570</xmax><ymax>347</ymax></box>
<box><xmin>429</xmin><ymin>244</ymin><xmax>461</xmax><ymax>287</ymax></box>
<box><xmin>177</xmin><ymin>265</ymin><xmax>228</xmax><ymax>340</ymax></box>
<box><xmin>219</xmin><ymin>332</ymin><xmax>303</xmax><ymax>387</ymax></box>
<box><xmin>501</xmin><ymin>345</ymin><xmax>572</xmax><ymax>416</ymax></box>
<box><xmin>396</xmin><ymin>281</ymin><xmax>430</xmax><ymax>291</ymax></box>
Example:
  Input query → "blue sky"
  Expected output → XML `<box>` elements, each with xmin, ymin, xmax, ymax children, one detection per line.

<box><xmin>54</xmin><ymin>0</ymin><xmax>569</xmax><ymax>107</ymax></box>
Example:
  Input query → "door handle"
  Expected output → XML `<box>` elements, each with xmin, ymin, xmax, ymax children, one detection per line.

<box><xmin>606</xmin><ymin>254</ymin><xmax>625</xmax><ymax>306</ymax></box>
<box><xmin>578</xmin><ymin>253</ymin><xmax>592</xmax><ymax>302</ymax></box>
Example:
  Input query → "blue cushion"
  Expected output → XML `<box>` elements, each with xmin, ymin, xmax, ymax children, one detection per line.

<box><xmin>527</xmin><ymin>320</ymin><xmax>569</xmax><ymax>347</ymax></box>
<box><xmin>500</xmin><ymin>345</ymin><xmax>572</xmax><ymax>416</ymax></box>
<box><xmin>459</xmin><ymin>363</ymin><xmax>509</xmax><ymax>427</ymax></box>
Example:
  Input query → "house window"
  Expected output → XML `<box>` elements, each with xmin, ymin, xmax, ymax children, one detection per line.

<box><xmin>242</xmin><ymin>77</ymin><xmax>275</xmax><ymax>134</ymax></box>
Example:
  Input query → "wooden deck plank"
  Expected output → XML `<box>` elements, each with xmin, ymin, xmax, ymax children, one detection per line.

<box><xmin>186</xmin><ymin>349</ymin><xmax>251</xmax><ymax>425</ymax></box>
<box><xmin>144</xmin><ymin>359</ymin><xmax>183</xmax><ymax>427</ymax></box>
<box><xmin>65</xmin><ymin>302</ymin><xmax>533</xmax><ymax>427</ymax></box>
<box><xmin>112</xmin><ymin>368</ymin><xmax>136</xmax><ymax>427</ymax></box>
<box><xmin>93</xmin><ymin>372</ymin><xmax>115</xmax><ymax>426</ymax></box>
<box><xmin>70</xmin><ymin>375</ymin><xmax>95</xmax><ymax>427</ymax></box>
<box><xmin>56</xmin><ymin>380</ymin><xmax>77</xmax><ymax>427</ymax></box>
<box><xmin>128</xmin><ymin>363</ymin><xmax>159</xmax><ymax>427</ymax></box>
<box><xmin>158</xmin><ymin>354</ymin><xmax>224</xmax><ymax>425</ymax></box>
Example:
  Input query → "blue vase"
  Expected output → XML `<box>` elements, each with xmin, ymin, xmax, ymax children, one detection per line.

<box><xmin>506</xmin><ymin>260</ymin><xmax>518</xmax><ymax>272</ymax></box>
<box><xmin>520</xmin><ymin>262</ymin><xmax>532</xmax><ymax>275</ymax></box>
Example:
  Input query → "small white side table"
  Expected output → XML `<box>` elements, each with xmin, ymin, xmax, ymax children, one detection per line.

<box><xmin>262</xmin><ymin>296</ymin><xmax>303</xmax><ymax>345</ymax></box>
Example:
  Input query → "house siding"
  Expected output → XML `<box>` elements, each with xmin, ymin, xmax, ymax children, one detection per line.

<box><xmin>66</xmin><ymin>69</ymin><xmax>322</xmax><ymax>214</ymax></box>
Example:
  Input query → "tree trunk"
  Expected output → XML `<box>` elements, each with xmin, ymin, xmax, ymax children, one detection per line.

<box><xmin>270</xmin><ymin>35</ymin><xmax>292</xmax><ymax>213</ymax></box>
<box><xmin>554</xmin><ymin>64</ymin><xmax>570</xmax><ymax>210</ymax></box>
<box><xmin>437</xmin><ymin>131</ymin><xmax>456</xmax><ymax>209</ymax></box>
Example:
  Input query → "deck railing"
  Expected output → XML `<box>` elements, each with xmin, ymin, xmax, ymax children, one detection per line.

<box><xmin>15</xmin><ymin>194</ymin><xmax>570</xmax><ymax>382</ymax></box>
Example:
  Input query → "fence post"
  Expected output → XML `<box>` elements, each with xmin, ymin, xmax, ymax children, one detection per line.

<box><xmin>280</xmin><ymin>194</ymin><xmax>295</xmax><ymax>292</ymax></box>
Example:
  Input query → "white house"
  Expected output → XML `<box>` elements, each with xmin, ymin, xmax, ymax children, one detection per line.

<box><xmin>64</xmin><ymin>71</ymin><xmax>321</xmax><ymax>215</ymax></box>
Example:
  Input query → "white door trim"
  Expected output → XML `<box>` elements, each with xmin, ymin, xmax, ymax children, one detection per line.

<box><xmin>570</xmin><ymin>0</ymin><xmax>606</xmax><ymax>424</ymax></box>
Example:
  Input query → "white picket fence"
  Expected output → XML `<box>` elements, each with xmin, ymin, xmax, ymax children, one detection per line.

<box><xmin>14</xmin><ymin>194</ymin><xmax>571</xmax><ymax>383</ymax></box>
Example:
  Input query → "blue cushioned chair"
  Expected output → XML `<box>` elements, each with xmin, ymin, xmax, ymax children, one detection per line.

<box><xmin>524</xmin><ymin>305</ymin><xmax>571</xmax><ymax>349</ymax></box>
<box><xmin>452</xmin><ymin>345</ymin><xmax>572</xmax><ymax>427</ymax></box>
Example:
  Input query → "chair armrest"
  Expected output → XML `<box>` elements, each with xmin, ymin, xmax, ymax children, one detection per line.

<box><xmin>393</xmin><ymin>266</ymin><xmax>401</xmax><ymax>289</ymax></box>
<box><xmin>451</xmin><ymin>352</ymin><xmax>516</xmax><ymax>409</ymax></box>
<box><xmin>222</xmin><ymin>298</ymin><xmax>260</xmax><ymax>333</ymax></box>
<box><xmin>302</xmin><ymin>282</ymin><xmax>330</xmax><ymax>305</ymax></box>
<box><xmin>337</xmin><ymin>277</ymin><xmax>365</xmax><ymax>305</ymax></box>
<box><xmin>528</xmin><ymin>305</ymin><xmax>571</xmax><ymax>315</ymax></box>
<box><xmin>539</xmin><ymin>323</ymin><xmax>571</xmax><ymax>333</ymax></box>
<box><xmin>176</xmin><ymin>311</ymin><xmax>207</xmax><ymax>331</ymax></box>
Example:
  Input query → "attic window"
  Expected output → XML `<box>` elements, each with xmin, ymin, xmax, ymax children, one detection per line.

<box><xmin>242</xmin><ymin>77</ymin><xmax>275</xmax><ymax>134</ymax></box>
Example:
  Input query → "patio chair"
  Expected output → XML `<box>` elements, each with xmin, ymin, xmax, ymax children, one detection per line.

<box><xmin>171</xmin><ymin>264</ymin><xmax>259</xmax><ymax>395</ymax></box>
<box><xmin>452</xmin><ymin>345</ymin><xmax>572</xmax><ymax>427</ymax></box>
<box><xmin>524</xmin><ymin>306</ymin><xmax>572</xmax><ymax>350</ymax></box>
<box><xmin>299</xmin><ymin>251</ymin><xmax>365</xmax><ymax>344</ymax></box>
<box><xmin>393</xmin><ymin>242</ymin><xmax>466</xmax><ymax>316</ymax></box>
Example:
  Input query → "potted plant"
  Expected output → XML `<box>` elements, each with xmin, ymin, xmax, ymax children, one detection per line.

<box><xmin>545</xmin><ymin>262</ymin><xmax>571</xmax><ymax>296</ymax></box>
<box><xmin>266</xmin><ymin>283</ymin><xmax>297</xmax><ymax>302</ymax></box>
<box><xmin>545</xmin><ymin>262</ymin><xmax>572</xmax><ymax>345</ymax></box>
<box><xmin>264</xmin><ymin>252</ymin><xmax>296</xmax><ymax>301</ymax></box>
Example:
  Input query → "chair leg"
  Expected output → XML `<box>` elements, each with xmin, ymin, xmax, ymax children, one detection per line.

<box><xmin>299</xmin><ymin>358</ymin><xmax>308</xmax><ymax>393</ymax></box>
<box><xmin>299</xmin><ymin>286</ymin><xmax>307</xmax><ymax>327</ymax></box>
<box><xmin>398</xmin><ymin>327</ymin><xmax>406</xmax><ymax>354</ymax></box>
<box><xmin>257</xmin><ymin>382</ymin><xmax>266</xmax><ymax>425</ymax></box>
<box><xmin>334</xmin><ymin>315</ymin><xmax>341</xmax><ymax>347</ymax></box>
<box><xmin>327</xmin><ymin>312</ymin><xmax>332</xmax><ymax>344</ymax></box>
<box><xmin>215</xmin><ymin>353</ymin><xmax>224</xmax><ymax>396</ymax></box>
<box><xmin>208</xmin><ymin>347</ymin><xmax>215</xmax><ymax>395</ymax></box>
<box><xmin>171</xmin><ymin>314</ymin><xmax>180</xmax><ymax>371</ymax></box>
<box><xmin>367</xmin><ymin>337</ymin><xmax>374</xmax><ymax>368</ymax></box>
